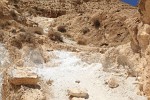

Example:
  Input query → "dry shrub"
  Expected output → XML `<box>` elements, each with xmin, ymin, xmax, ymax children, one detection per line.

<box><xmin>91</xmin><ymin>11</ymin><xmax>107</xmax><ymax>29</ymax></box>
<box><xmin>16</xmin><ymin>32</ymin><xmax>34</xmax><ymax>44</ymax></box>
<box><xmin>91</xmin><ymin>17</ymin><xmax>101</xmax><ymax>29</ymax></box>
<box><xmin>5</xmin><ymin>27</ymin><xmax>48</xmax><ymax>49</ymax></box>
<box><xmin>10</xmin><ymin>37</ymin><xmax>22</xmax><ymax>49</ymax></box>
<box><xmin>9</xmin><ymin>32</ymin><xmax>37</xmax><ymax>49</ymax></box>
<box><xmin>91</xmin><ymin>13</ymin><xmax>101</xmax><ymax>29</ymax></box>
<box><xmin>10</xmin><ymin>10</ymin><xmax>18</xmax><ymax>19</ymax></box>
<box><xmin>57</xmin><ymin>25</ymin><xmax>66</xmax><ymax>33</ymax></box>
<box><xmin>48</xmin><ymin>28</ymin><xmax>63</xmax><ymax>42</ymax></box>
<box><xmin>18</xmin><ymin>32</ymin><xmax>27</xmax><ymax>42</ymax></box>
<box><xmin>25</xmin><ymin>33</ymin><xmax>35</xmax><ymax>44</ymax></box>
<box><xmin>93</xmin><ymin>20</ymin><xmax>100</xmax><ymax>28</ymax></box>
<box><xmin>0</xmin><ymin>20</ymin><xmax>11</xmax><ymax>29</ymax></box>
<box><xmin>81</xmin><ymin>27</ymin><xmax>90</xmax><ymax>34</ymax></box>
<box><xmin>77</xmin><ymin>37</ymin><xmax>87</xmax><ymax>45</ymax></box>
<box><xmin>0</xmin><ymin>30</ymin><xmax>4</xmax><ymax>42</ymax></box>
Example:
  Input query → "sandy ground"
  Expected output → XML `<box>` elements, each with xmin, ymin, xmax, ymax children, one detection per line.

<box><xmin>34</xmin><ymin>50</ymin><xmax>146</xmax><ymax>100</ymax></box>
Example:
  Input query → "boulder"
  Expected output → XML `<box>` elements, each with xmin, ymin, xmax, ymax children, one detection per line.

<box><xmin>106</xmin><ymin>77</ymin><xmax>119</xmax><ymax>88</ymax></box>
<box><xmin>68</xmin><ymin>88</ymin><xmax>89</xmax><ymax>99</ymax></box>
<box><xmin>9</xmin><ymin>67</ymin><xmax>39</xmax><ymax>85</ymax></box>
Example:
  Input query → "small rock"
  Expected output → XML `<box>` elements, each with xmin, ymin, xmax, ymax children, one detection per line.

<box><xmin>71</xmin><ymin>97</ymin><xmax>86</xmax><ymax>100</ymax></box>
<box><xmin>106</xmin><ymin>77</ymin><xmax>119</xmax><ymax>88</ymax></box>
<box><xmin>46</xmin><ymin>80</ymin><xmax>53</xmax><ymax>85</ymax></box>
<box><xmin>75</xmin><ymin>80</ymin><xmax>80</xmax><ymax>84</ymax></box>
<box><xmin>68</xmin><ymin>88</ymin><xmax>89</xmax><ymax>98</ymax></box>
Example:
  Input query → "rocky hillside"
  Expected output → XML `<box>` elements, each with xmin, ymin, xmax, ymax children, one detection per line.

<box><xmin>134</xmin><ymin>0</ymin><xmax>150</xmax><ymax>99</ymax></box>
<box><xmin>0</xmin><ymin>0</ymin><xmax>150</xmax><ymax>100</ymax></box>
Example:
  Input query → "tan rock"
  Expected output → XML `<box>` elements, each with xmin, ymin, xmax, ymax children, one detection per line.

<box><xmin>21</xmin><ymin>89</ymin><xmax>45</xmax><ymax>100</ymax></box>
<box><xmin>137</xmin><ymin>24</ymin><xmax>150</xmax><ymax>50</ymax></box>
<box><xmin>71</xmin><ymin>97</ymin><xmax>86</xmax><ymax>100</ymax></box>
<box><xmin>107</xmin><ymin>77</ymin><xmax>119</xmax><ymax>88</ymax></box>
<box><xmin>144</xmin><ymin>24</ymin><xmax>150</xmax><ymax>34</ymax></box>
<box><xmin>139</xmin><ymin>0</ymin><xmax>150</xmax><ymax>24</ymax></box>
<box><xmin>25</xmin><ymin>27</ymin><xmax>44</xmax><ymax>35</ymax></box>
<box><xmin>9</xmin><ymin>67</ymin><xmax>39</xmax><ymax>85</ymax></box>
<box><xmin>68</xmin><ymin>88</ymin><xmax>89</xmax><ymax>98</ymax></box>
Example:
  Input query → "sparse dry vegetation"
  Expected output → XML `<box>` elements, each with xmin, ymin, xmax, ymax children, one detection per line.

<box><xmin>0</xmin><ymin>0</ymin><xmax>150</xmax><ymax>100</ymax></box>
<box><xmin>48</xmin><ymin>28</ymin><xmax>63</xmax><ymax>42</ymax></box>
<box><xmin>81</xmin><ymin>27</ymin><xmax>90</xmax><ymax>34</ymax></box>
<box><xmin>57</xmin><ymin>25</ymin><xmax>67</xmax><ymax>33</ymax></box>
<box><xmin>77</xmin><ymin>37</ymin><xmax>87</xmax><ymax>45</ymax></box>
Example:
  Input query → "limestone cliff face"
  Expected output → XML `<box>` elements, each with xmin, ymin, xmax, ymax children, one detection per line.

<box><xmin>0</xmin><ymin>0</ymin><xmax>10</xmax><ymax>19</ymax></box>
<box><xmin>138</xmin><ymin>0</ymin><xmax>150</xmax><ymax>98</ymax></box>
<box><xmin>129</xmin><ymin>0</ymin><xmax>150</xmax><ymax>54</ymax></box>
<box><xmin>139</xmin><ymin>0</ymin><xmax>150</xmax><ymax>24</ymax></box>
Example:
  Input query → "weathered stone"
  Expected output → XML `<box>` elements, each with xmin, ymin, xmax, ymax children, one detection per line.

<box><xmin>75</xmin><ymin>80</ymin><xmax>80</xmax><ymax>84</ymax></box>
<box><xmin>9</xmin><ymin>67</ymin><xmax>39</xmax><ymax>85</ymax></box>
<box><xmin>25</xmin><ymin>27</ymin><xmax>44</xmax><ymax>35</ymax></box>
<box><xmin>144</xmin><ymin>24</ymin><xmax>150</xmax><ymax>34</ymax></box>
<box><xmin>106</xmin><ymin>77</ymin><xmax>119</xmax><ymax>88</ymax></box>
<box><xmin>139</xmin><ymin>0</ymin><xmax>150</xmax><ymax>24</ymax></box>
<box><xmin>137</xmin><ymin>24</ymin><xmax>150</xmax><ymax>50</ymax></box>
<box><xmin>71</xmin><ymin>97</ymin><xmax>86</xmax><ymax>100</ymax></box>
<box><xmin>68</xmin><ymin>88</ymin><xmax>89</xmax><ymax>98</ymax></box>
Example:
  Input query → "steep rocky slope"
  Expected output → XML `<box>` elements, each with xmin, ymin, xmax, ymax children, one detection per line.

<box><xmin>134</xmin><ymin>0</ymin><xmax>150</xmax><ymax>99</ymax></box>
<box><xmin>0</xmin><ymin>0</ymin><xmax>149</xmax><ymax>100</ymax></box>
<box><xmin>54</xmin><ymin>2</ymin><xmax>138</xmax><ymax>47</ymax></box>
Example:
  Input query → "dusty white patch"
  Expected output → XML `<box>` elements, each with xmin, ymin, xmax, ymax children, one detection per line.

<box><xmin>0</xmin><ymin>43</ymin><xmax>10</xmax><ymax>100</ymax></box>
<box><xmin>35</xmin><ymin>50</ymin><xmax>146</xmax><ymax>100</ymax></box>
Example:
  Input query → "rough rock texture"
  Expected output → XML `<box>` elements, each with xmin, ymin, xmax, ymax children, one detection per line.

<box><xmin>15</xmin><ymin>0</ymin><xmax>120</xmax><ymax>18</ymax></box>
<box><xmin>134</xmin><ymin>0</ymin><xmax>150</xmax><ymax>98</ymax></box>
<box><xmin>102</xmin><ymin>43</ymin><xmax>145</xmax><ymax>77</ymax></box>
<box><xmin>139</xmin><ymin>0</ymin><xmax>150</xmax><ymax>24</ymax></box>
<box><xmin>137</xmin><ymin>24</ymin><xmax>150</xmax><ymax>52</ymax></box>
<box><xmin>106</xmin><ymin>76</ymin><xmax>119</xmax><ymax>88</ymax></box>
<box><xmin>9</xmin><ymin>67</ymin><xmax>39</xmax><ymax>85</ymax></box>
<box><xmin>2</xmin><ymin>68</ymin><xmax>50</xmax><ymax>100</ymax></box>
<box><xmin>71</xmin><ymin>97</ymin><xmax>86</xmax><ymax>100</ymax></box>
<box><xmin>68</xmin><ymin>88</ymin><xmax>89</xmax><ymax>99</ymax></box>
